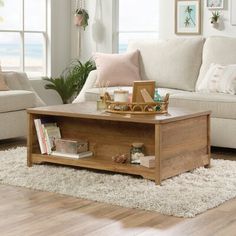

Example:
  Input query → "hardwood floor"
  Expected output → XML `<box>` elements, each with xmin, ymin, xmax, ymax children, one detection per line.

<box><xmin>0</xmin><ymin>139</ymin><xmax>236</xmax><ymax>236</ymax></box>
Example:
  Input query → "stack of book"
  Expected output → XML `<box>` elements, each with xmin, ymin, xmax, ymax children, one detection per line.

<box><xmin>34</xmin><ymin>119</ymin><xmax>61</xmax><ymax>154</ymax></box>
<box><xmin>34</xmin><ymin>119</ymin><xmax>93</xmax><ymax>159</ymax></box>
<box><xmin>51</xmin><ymin>150</ymin><xmax>93</xmax><ymax>159</ymax></box>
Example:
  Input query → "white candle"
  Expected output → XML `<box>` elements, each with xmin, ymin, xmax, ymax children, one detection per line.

<box><xmin>114</xmin><ymin>90</ymin><xmax>129</xmax><ymax>102</ymax></box>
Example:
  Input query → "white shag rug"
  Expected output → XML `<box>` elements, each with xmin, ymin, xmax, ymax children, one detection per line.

<box><xmin>1</xmin><ymin>147</ymin><xmax>236</xmax><ymax>218</ymax></box>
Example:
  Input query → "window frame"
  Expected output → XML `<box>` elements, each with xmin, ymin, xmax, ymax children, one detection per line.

<box><xmin>0</xmin><ymin>0</ymin><xmax>48</xmax><ymax>76</ymax></box>
<box><xmin>114</xmin><ymin>0</ymin><xmax>159</xmax><ymax>53</ymax></box>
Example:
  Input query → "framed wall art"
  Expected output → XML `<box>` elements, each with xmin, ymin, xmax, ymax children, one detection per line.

<box><xmin>231</xmin><ymin>0</ymin><xmax>236</xmax><ymax>25</ymax></box>
<box><xmin>175</xmin><ymin>0</ymin><xmax>201</xmax><ymax>35</ymax></box>
<box><xmin>206</xmin><ymin>0</ymin><xmax>224</xmax><ymax>9</ymax></box>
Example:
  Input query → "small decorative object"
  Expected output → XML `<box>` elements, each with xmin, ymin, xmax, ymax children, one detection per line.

<box><xmin>154</xmin><ymin>89</ymin><xmax>162</xmax><ymax>111</ymax></box>
<box><xmin>154</xmin><ymin>89</ymin><xmax>162</xmax><ymax>102</ymax></box>
<box><xmin>97</xmin><ymin>97</ymin><xmax>106</xmax><ymax>110</ymax></box>
<box><xmin>132</xmin><ymin>81</ymin><xmax>156</xmax><ymax>103</ymax></box>
<box><xmin>112</xmin><ymin>154</ymin><xmax>128</xmax><ymax>164</ymax></box>
<box><xmin>175</xmin><ymin>0</ymin><xmax>201</xmax><ymax>35</ymax></box>
<box><xmin>210</xmin><ymin>11</ymin><xmax>221</xmax><ymax>25</ymax></box>
<box><xmin>74</xmin><ymin>8</ymin><xmax>89</xmax><ymax>30</ymax></box>
<box><xmin>98</xmin><ymin>80</ymin><xmax>110</xmax><ymax>97</ymax></box>
<box><xmin>105</xmin><ymin>93</ymin><xmax>170</xmax><ymax>115</ymax></box>
<box><xmin>55</xmin><ymin>139</ymin><xmax>88</xmax><ymax>154</ymax></box>
<box><xmin>130</xmin><ymin>143</ymin><xmax>145</xmax><ymax>164</ymax></box>
<box><xmin>231</xmin><ymin>0</ymin><xmax>236</xmax><ymax>25</ymax></box>
<box><xmin>140</xmin><ymin>89</ymin><xmax>155</xmax><ymax>103</ymax></box>
<box><xmin>97</xmin><ymin>81</ymin><xmax>110</xmax><ymax>110</ymax></box>
<box><xmin>74</xmin><ymin>0</ymin><xmax>89</xmax><ymax>30</ymax></box>
<box><xmin>104</xmin><ymin>92</ymin><xmax>111</xmax><ymax>101</ymax></box>
<box><xmin>140</xmin><ymin>156</ymin><xmax>155</xmax><ymax>168</ymax></box>
<box><xmin>206</xmin><ymin>0</ymin><xmax>224</xmax><ymax>9</ymax></box>
<box><xmin>114</xmin><ymin>90</ymin><xmax>129</xmax><ymax>102</ymax></box>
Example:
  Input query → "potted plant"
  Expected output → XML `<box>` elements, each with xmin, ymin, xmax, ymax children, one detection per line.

<box><xmin>210</xmin><ymin>11</ymin><xmax>221</xmax><ymax>25</ymax></box>
<box><xmin>43</xmin><ymin>59</ymin><xmax>96</xmax><ymax>104</ymax></box>
<box><xmin>74</xmin><ymin>8</ymin><xmax>89</xmax><ymax>30</ymax></box>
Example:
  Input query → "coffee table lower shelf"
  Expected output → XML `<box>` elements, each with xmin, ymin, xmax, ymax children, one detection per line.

<box><xmin>31</xmin><ymin>154</ymin><xmax>155</xmax><ymax>180</ymax></box>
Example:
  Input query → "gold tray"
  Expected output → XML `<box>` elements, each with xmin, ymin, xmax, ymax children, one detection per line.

<box><xmin>105</xmin><ymin>94</ymin><xmax>169</xmax><ymax>115</ymax></box>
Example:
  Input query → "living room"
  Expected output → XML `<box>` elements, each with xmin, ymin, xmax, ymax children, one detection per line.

<box><xmin>0</xmin><ymin>0</ymin><xmax>236</xmax><ymax>235</ymax></box>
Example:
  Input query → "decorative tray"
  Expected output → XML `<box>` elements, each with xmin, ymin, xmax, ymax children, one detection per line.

<box><xmin>105</xmin><ymin>94</ymin><xmax>170</xmax><ymax>115</ymax></box>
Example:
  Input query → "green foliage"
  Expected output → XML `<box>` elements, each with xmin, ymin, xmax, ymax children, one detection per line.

<box><xmin>184</xmin><ymin>17</ymin><xmax>191</xmax><ymax>27</ymax></box>
<box><xmin>185</xmin><ymin>6</ymin><xmax>192</xmax><ymax>14</ymax></box>
<box><xmin>211</xmin><ymin>11</ymin><xmax>221</xmax><ymax>23</ymax></box>
<box><xmin>184</xmin><ymin>5</ymin><xmax>196</xmax><ymax>27</ymax></box>
<box><xmin>75</xmin><ymin>8</ymin><xmax>89</xmax><ymax>30</ymax></box>
<box><xmin>62</xmin><ymin>59</ymin><xmax>96</xmax><ymax>93</ymax></box>
<box><xmin>43</xmin><ymin>60</ymin><xmax>96</xmax><ymax>104</ymax></box>
<box><xmin>43</xmin><ymin>76</ymin><xmax>77</xmax><ymax>104</ymax></box>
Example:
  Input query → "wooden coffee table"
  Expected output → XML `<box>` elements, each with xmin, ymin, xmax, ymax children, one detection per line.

<box><xmin>27</xmin><ymin>102</ymin><xmax>211</xmax><ymax>185</ymax></box>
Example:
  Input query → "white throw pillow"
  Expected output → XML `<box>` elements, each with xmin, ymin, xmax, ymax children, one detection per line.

<box><xmin>197</xmin><ymin>64</ymin><xmax>236</xmax><ymax>95</ymax></box>
<box><xmin>0</xmin><ymin>71</ymin><xmax>46</xmax><ymax>106</ymax></box>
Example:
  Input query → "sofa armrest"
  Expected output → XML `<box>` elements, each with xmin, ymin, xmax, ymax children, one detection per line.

<box><xmin>73</xmin><ymin>70</ymin><xmax>97</xmax><ymax>103</ymax></box>
<box><xmin>2</xmin><ymin>71</ymin><xmax>46</xmax><ymax>107</ymax></box>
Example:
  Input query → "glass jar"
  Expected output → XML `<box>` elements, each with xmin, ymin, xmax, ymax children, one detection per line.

<box><xmin>130</xmin><ymin>143</ymin><xmax>145</xmax><ymax>164</ymax></box>
<box><xmin>97</xmin><ymin>95</ymin><xmax>106</xmax><ymax>110</ymax></box>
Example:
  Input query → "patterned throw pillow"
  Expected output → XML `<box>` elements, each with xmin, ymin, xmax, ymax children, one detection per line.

<box><xmin>197</xmin><ymin>64</ymin><xmax>236</xmax><ymax>95</ymax></box>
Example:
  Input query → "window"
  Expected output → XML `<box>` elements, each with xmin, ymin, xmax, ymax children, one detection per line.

<box><xmin>0</xmin><ymin>0</ymin><xmax>47</xmax><ymax>76</ymax></box>
<box><xmin>117</xmin><ymin>0</ymin><xmax>159</xmax><ymax>53</ymax></box>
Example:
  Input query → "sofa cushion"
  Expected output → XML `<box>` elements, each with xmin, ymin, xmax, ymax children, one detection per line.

<box><xmin>196</xmin><ymin>36</ymin><xmax>236</xmax><ymax>91</ymax></box>
<box><xmin>127</xmin><ymin>38</ymin><xmax>205</xmax><ymax>91</ymax></box>
<box><xmin>169</xmin><ymin>92</ymin><xmax>236</xmax><ymax>119</ymax></box>
<box><xmin>84</xmin><ymin>87</ymin><xmax>189</xmax><ymax>102</ymax></box>
<box><xmin>0</xmin><ymin>90</ymin><xmax>36</xmax><ymax>113</ymax></box>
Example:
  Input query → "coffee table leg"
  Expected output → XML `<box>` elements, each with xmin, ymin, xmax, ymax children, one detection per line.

<box><xmin>27</xmin><ymin>113</ymin><xmax>33</xmax><ymax>167</ymax></box>
<box><xmin>155</xmin><ymin>124</ymin><xmax>161</xmax><ymax>185</ymax></box>
<box><xmin>205</xmin><ymin>114</ymin><xmax>211</xmax><ymax>168</ymax></box>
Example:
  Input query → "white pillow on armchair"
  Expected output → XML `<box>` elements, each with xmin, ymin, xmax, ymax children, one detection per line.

<box><xmin>197</xmin><ymin>64</ymin><xmax>236</xmax><ymax>95</ymax></box>
<box><xmin>0</xmin><ymin>71</ymin><xmax>46</xmax><ymax>107</ymax></box>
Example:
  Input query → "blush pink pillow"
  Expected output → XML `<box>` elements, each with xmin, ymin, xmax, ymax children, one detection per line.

<box><xmin>94</xmin><ymin>50</ymin><xmax>141</xmax><ymax>87</ymax></box>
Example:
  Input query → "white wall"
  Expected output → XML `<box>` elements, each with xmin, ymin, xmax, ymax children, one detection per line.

<box><xmin>29</xmin><ymin>0</ymin><xmax>71</xmax><ymax>105</ymax></box>
<box><xmin>49</xmin><ymin>0</ymin><xmax>72</xmax><ymax>77</ymax></box>
<box><xmin>76</xmin><ymin>0</ymin><xmax>236</xmax><ymax>61</ymax></box>
<box><xmin>71</xmin><ymin>0</ymin><xmax>115</xmax><ymax>62</ymax></box>
<box><xmin>159</xmin><ymin>0</ymin><xmax>236</xmax><ymax>39</ymax></box>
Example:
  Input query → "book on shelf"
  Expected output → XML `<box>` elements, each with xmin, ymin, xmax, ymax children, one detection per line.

<box><xmin>34</xmin><ymin>119</ymin><xmax>61</xmax><ymax>155</ymax></box>
<box><xmin>51</xmin><ymin>151</ymin><xmax>93</xmax><ymax>159</ymax></box>
<box><xmin>34</xmin><ymin>119</ymin><xmax>47</xmax><ymax>154</ymax></box>
<box><xmin>42</xmin><ymin>124</ymin><xmax>61</xmax><ymax>154</ymax></box>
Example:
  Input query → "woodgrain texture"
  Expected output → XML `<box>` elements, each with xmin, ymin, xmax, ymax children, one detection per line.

<box><xmin>27</xmin><ymin>102</ymin><xmax>210</xmax><ymax>124</ymax></box>
<box><xmin>0</xmin><ymin>184</ymin><xmax>236</xmax><ymax>236</ymax></box>
<box><xmin>0</xmin><ymin>140</ymin><xmax>236</xmax><ymax>236</ymax></box>
<box><xmin>159</xmin><ymin>115</ymin><xmax>210</xmax><ymax>180</ymax></box>
<box><xmin>27</xmin><ymin>103</ymin><xmax>211</xmax><ymax>184</ymax></box>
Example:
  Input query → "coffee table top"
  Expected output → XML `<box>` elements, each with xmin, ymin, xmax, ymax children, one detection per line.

<box><xmin>28</xmin><ymin>102</ymin><xmax>211</xmax><ymax>124</ymax></box>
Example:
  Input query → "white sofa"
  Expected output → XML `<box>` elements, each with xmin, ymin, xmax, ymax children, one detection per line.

<box><xmin>0</xmin><ymin>72</ymin><xmax>45</xmax><ymax>140</ymax></box>
<box><xmin>73</xmin><ymin>36</ymin><xmax>236</xmax><ymax>149</ymax></box>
